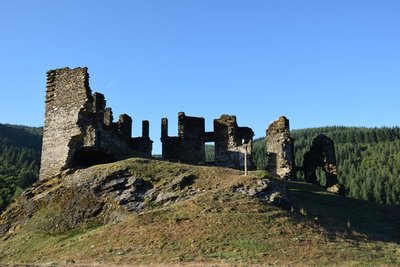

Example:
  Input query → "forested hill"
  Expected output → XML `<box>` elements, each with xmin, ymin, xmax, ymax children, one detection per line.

<box><xmin>253</xmin><ymin>126</ymin><xmax>400</xmax><ymax>205</ymax></box>
<box><xmin>0</xmin><ymin>124</ymin><xmax>42</xmax><ymax>211</ymax></box>
<box><xmin>1</xmin><ymin>124</ymin><xmax>400</xmax><ymax>210</ymax></box>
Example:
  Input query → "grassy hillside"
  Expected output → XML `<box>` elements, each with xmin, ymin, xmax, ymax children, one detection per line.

<box><xmin>0</xmin><ymin>158</ymin><xmax>399</xmax><ymax>266</ymax></box>
<box><xmin>253</xmin><ymin>126</ymin><xmax>400</xmax><ymax>205</ymax></box>
<box><xmin>1</xmin><ymin>123</ymin><xmax>399</xmax><ymax>212</ymax></box>
<box><xmin>0</xmin><ymin>124</ymin><xmax>42</xmax><ymax>211</ymax></box>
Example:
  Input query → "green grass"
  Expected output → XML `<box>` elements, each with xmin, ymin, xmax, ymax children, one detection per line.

<box><xmin>261</xmin><ymin>173</ymin><xmax>400</xmax><ymax>242</ymax></box>
<box><xmin>0</xmin><ymin>159</ymin><xmax>399</xmax><ymax>266</ymax></box>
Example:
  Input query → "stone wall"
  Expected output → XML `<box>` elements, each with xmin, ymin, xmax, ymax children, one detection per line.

<box><xmin>303</xmin><ymin>134</ymin><xmax>343</xmax><ymax>193</ymax></box>
<box><xmin>40</xmin><ymin>67</ymin><xmax>344</xmax><ymax>193</ymax></box>
<box><xmin>40</xmin><ymin>67</ymin><xmax>152</xmax><ymax>179</ymax></box>
<box><xmin>178</xmin><ymin>112</ymin><xmax>206</xmax><ymax>164</ymax></box>
<box><xmin>161</xmin><ymin>113</ymin><xmax>254</xmax><ymax>169</ymax></box>
<box><xmin>161</xmin><ymin>113</ymin><xmax>205</xmax><ymax>164</ymax></box>
<box><xmin>266</xmin><ymin>116</ymin><xmax>294</xmax><ymax>180</ymax></box>
<box><xmin>161</xmin><ymin>118</ymin><xmax>179</xmax><ymax>162</ymax></box>
<box><xmin>214</xmin><ymin>115</ymin><xmax>254</xmax><ymax>169</ymax></box>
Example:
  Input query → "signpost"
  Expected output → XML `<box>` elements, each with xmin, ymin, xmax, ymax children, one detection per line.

<box><xmin>242</xmin><ymin>139</ymin><xmax>248</xmax><ymax>176</ymax></box>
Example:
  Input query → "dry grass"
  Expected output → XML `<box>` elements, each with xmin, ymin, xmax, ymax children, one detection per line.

<box><xmin>0</xmin><ymin>158</ymin><xmax>399</xmax><ymax>266</ymax></box>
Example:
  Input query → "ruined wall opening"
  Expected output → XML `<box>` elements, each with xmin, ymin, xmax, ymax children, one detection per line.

<box><xmin>316</xmin><ymin>166</ymin><xmax>327</xmax><ymax>186</ymax></box>
<box><xmin>205</xmin><ymin>142</ymin><xmax>215</xmax><ymax>164</ymax></box>
<box><xmin>295</xmin><ymin>167</ymin><xmax>304</xmax><ymax>181</ymax></box>
<box><xmin>73</xmin><ymin>147</ymin><xmax>116</xmax><ymax>168</ymax></box>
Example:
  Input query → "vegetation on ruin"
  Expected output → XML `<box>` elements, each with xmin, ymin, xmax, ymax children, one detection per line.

<box><xmin>0</xmin><ymin>158</ymin><xmax>399</xmax><ymax>266</ymax></box>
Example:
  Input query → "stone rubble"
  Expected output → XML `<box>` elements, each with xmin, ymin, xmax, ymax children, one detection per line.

<box><xmin>233</xmin><ymin>178</ymin><xmax>291</xmax><ymax>210</ymax></box>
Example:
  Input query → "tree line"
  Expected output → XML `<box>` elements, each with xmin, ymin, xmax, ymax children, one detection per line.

<box><xmin>1</xmin><ymin>123</ymin><xmax>399</xmax><ymax>211</ymax></box>
<box><xmin>252</xmin><ymin>126</ymin><xmax>400</xmax><ymax>205</ymax></box>
<box><xmin>0</xmin><ymin>124</ymin><xmax>42</xmax><ymax>211</ymax></box>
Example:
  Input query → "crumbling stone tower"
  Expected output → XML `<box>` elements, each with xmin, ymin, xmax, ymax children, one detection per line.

<box><xmin>40</xmin><ymin>67</ymin><xmax>152</xmax><ymax>179</ymax></box>
<box><xmin>303</xmin><ymin>134</ymin><xmax>343</xmax><ymax>193</ymax></box>
<box><xmin>266</xmin><ymin>116</ymin><xmax>295</xmax><ymax>179</ymax></box>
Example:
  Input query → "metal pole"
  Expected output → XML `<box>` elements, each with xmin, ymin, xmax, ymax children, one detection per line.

<box><xmin>244</xmin><ymin>144</ymin><xmax>248</xmax><ymax>176</ymax></box>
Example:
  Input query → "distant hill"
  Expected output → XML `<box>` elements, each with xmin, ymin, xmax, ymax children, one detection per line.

<box><xmin>0</xmin><ymin>123</ymin><xmax>42</xmax><ymax>211</ymax></box>
<box><xmin>253</xmin><ymin>126</ymin><xmax>400</xmax><ymax>205</ymax></box>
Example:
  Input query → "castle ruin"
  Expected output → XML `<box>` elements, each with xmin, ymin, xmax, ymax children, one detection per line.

<box><xmin>40</xmin><ymin>67</ymin><xmax>153</xmax><ymax>179</ymax></box>
<box><xmin>265</xmin><ymin>117</ymin><xmax>343</xmax><ymax>193</ymax></box>
<box><xmin>266</xmin><ymin>116</ymin><xmax>295</xmax><ymax>179</ymax></box>
<box><xmin>39</xmin><ymin>67</ymin><xmax>342</xmax><ymax>194</ymax></box>
<box><xmin>303</xmin><ymin>134</ymin><xmax>343</xmax><ymax>193</ymax></box>
<box><xmin>161</xmin><ymin>113</ymin><xmax>255</xmax><ymax>169</ymax></box>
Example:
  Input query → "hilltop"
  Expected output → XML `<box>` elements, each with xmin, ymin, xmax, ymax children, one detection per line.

<box><xmin>0</xmin><ymin>158</ymin><xmax>399</xmax><ymax>266</ymax></box>
<box><xmin>2</xmin><ymin>122</ymin><xmax>400</xmax><ymax>208</ymax></box>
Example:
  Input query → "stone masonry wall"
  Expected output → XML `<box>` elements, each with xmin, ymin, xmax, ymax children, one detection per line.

<box><xmin>303</xmin><ymin>134</ymin><xmax>343</xmax><ymax>193</ymax></box>
<box><xmin>40</xmin><ymin>67</ymin><xmax>92</xmax><ymax>179</ymax></box>
<box><xmin>161</xmin><ymin>113</ymin><xmax>254</xmax><ymax>169</ymax></box>
<box><xmin>161</xmin><ymin>113</ymin><xmax>205</xmax><ymax>164</ymax></box>
<box><xmin>266</xmin><ymin>116</ymin><xmax>294</xmax><ymax>180</ymax></box>
<box><xmin>40</xmin><ymin>67</ymin><xmax>152</xmax><ymax>179</ymax></box>
<box><xmin>178</xmin><ymin>112</ymin><xmax>206</xmax><ymax>164</ymax></box>
<box><xmin>161</xmin><ymin>118</ymin><xmax>179</xmax><ymax>162</ymax></box>
<box><xmin>214</xmin><ymin>115</ymin><xmax>255</xmax><ymax>169</ymax></box>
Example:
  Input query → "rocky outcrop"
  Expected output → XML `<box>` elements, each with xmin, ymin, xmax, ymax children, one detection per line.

<box><xmin>1</xmin><ymin>156</ymin><xmax>298</xmax><ymax>241</ymax></box>
<box><xmin>0</xmin><ymin>159</ymin><xmax>205</xmax><ymax>240</ymax></box>
<box><xmin>266</xmin><ymin>116</ymin><xmax>294</xmax><ymax>180</ymax></box>
<box><xmin>303</xmin><ymin>134</ymin><xmax>343</xmax><ymax>194</ymax></box>
<box><xmin>233</xmin><ymin>178</ymin><xmax>291</xmax><ymax>210</ymax></box>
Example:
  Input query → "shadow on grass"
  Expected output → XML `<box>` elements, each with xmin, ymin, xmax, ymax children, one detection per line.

<box><xmin>270</xmin><ymin>177</ymin><xmax>400</xmax><ymax>244</ymax></box>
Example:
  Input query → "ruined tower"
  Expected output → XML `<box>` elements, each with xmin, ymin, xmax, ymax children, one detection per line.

<box><xmin>266</xmin><ymin>116</ymin><xmax>294</xmax><ymax>179</ymax></box>
<box><xmin>303</xmin><ymin>134</ymin><xmax>343</xmax><ymax>194</ymax></box>
<box><xmin>40</xmin><ymin>67</ymin><xmax>152</xmax><ymax>179</ymax></box>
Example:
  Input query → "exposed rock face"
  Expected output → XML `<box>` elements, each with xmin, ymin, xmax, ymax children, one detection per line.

<box><xmin>1</xmin><ymin>156</ymin><xmax>300</xmax><ymax>242</ymax></box>
<box><xmin>40</xmin><ymin>67</ymin><xmax>153</xmax><ymax>179</ymax></box>
<box><xmin>161</xmin><ymin>113</ymin><xmax>255</xmax><ymax>169</ymax></box>
<box><xmin>266</xmin><ymin>116</ymin><xmax>294</xmax><ymax>180</ymax></box>
<box><xmin>0</xmin><ymin>159</ymin><xmax>202</xmax><ymax>240</ymax></box>
<box><xmin>233</xmin><ymin>178</ymin><xmax>291</xmax><ymax>210</ymax></box>
<box><xmin>303</xmin><ymin>134</ymin><xmax>343</xmax><ymax>194</ymax></box>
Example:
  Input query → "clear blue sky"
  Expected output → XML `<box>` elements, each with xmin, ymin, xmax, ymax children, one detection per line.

<box><xmin>1</xmin><ymin>1</ymin><xmax>399</xmax><ymax>153</ymax></box>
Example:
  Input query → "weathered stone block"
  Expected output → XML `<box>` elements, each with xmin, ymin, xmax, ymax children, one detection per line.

<box><xmin>266</xmin><ymin>116</ymin><xmax>294</xmax><ymax>180</ymax></box>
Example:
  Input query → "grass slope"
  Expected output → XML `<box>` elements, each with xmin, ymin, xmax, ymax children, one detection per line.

<box><xmin>0</xmin><ymin>158</ymin><xmax>399</xmax><ymax>266</ymax></box>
